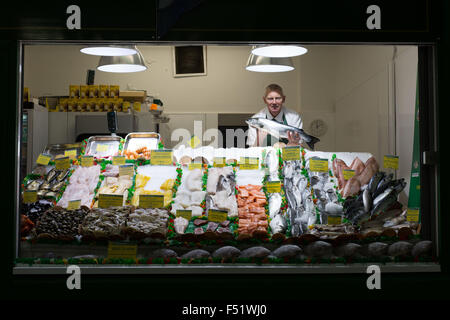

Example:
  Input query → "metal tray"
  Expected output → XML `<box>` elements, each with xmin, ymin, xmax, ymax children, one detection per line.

<box><xmin>85</xmin><ymin>135</ymin><xmax>121</xmax><ymax>158</ymax></box>
<box><xmin>43</xmin><ymin>143</ymin><xmax>82</xmax><ymax>159</ymax></box>
<box><xmin>122</xmin><ymin>132</ymin><xmax>160</xmax><ymax>154</ymax></box>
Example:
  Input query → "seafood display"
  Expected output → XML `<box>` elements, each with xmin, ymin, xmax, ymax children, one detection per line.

<box><xmin>94</xmin><ymin>164</ymin><xmax>133</xmax><ymax>207</ymax></box>
<box><xmin>24</xmin><ymin>167</ymin><xmax>70</xmax><ymax>199</ymax></box>
<box><xmin>34</xmin><ymin>206</ymin><xmax>89</xmax><ymax>240</ymax></box>
<box><xmin>79</xmin><ymin>206</ymin><xmax>131</xmax><ymax>240</ymax></box>
<box><xmin>123</xmin><ymin>208</ymin><xmax>169</xmax><ymax>239</ymax></box>
<box><xmin>57</xmin><ymin>165</ymin><xmax>100</xmax><ymax>208</ymax></box>
<box><xmin>124</xmin><ymin>147</ymin><xmax>152</xmax><ymax>160</ymax></box>
<box><xmin>132</xmin><ymin>165</ymin><xmax>178</xmax><ymax>207</ymax></box>
<box><xmin>205</xmin><ymin>166</ymin><xmax>238</xmax><ymax>217</ymax></box>
<box><xmin>170</xmin><ymin>168</ymin><xmax>205</xmax><ymax>217</ymax></box>
<box><xmin>343</xmin><ymin>171</ymin><xmax>407</xmax><ymax>225</ymax></box>
<box><xmin>237</xmin><ymin>184</ymin><xmax>268</xmax><ymax>239</ymax></box>
<box><xmin>283</xmin><ymin>160</ymin><xmax>316</xmax><ymax>237</ymax></box>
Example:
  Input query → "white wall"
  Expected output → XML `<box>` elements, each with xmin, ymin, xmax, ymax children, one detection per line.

<box><xmin>24</xmin><ymin>45</ymin><xmax>301</xmax><ymax>115</ymax></box>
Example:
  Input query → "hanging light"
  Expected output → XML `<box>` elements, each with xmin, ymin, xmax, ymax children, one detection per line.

<box><xmin>80</xmin><ymin>45</ymin><xmax>138</xmax><ymax>56</ymax></box>
<box><xmin>245</xmin><ymin>53</ymin><xmax>294</xmax><ymax>72</ymax></box>
<box><xmin>97</xmin><ymin>50</ymin><xmax>147</xmax><ymax>73</ymax></box>
<box><xmin>251</xmin><ymin>45</ymin><xmax>307</xmax><ymax>58</ymax></box>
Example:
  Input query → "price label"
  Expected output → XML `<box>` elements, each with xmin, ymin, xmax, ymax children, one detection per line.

<box><xmin>119</xmin><ymin>164</ymin><xmax>134</xmax><ymax>177</ymax></box>
<box><xmin>188</xmin><ymin>163</ymin><xmax>203</xmax><ymax>171</ymax></box>
<box><xmin>107</xmin><ymin>241</ymin><xmax>137</xmax><ymax>260</ymax></box>
<box><xmin>310</xmin><ymin>158</ymin><xmax>328</xmax><ymax>172</ymax></box>
<box><xmin>122</xmin><ymin>101</ymin><xmax>131</xmax><ymax>111</ymax></box>
<box><xmin>176</xmin><ymin>210</ymin><xmax>192</xmax><ymax>220</ymax></box>
<box><xmin>189</xmin><ymin>135</ymin><xmax>201</xmax><ymax>148</ymax></box>
<box><xmin>213</xmin><ymin>157</ymin><xmax>226</xmax><ymax>167</ymax></box>
<box><xmin>96</xmin><ymin>144</ymin><xmax>110</xmax><ymax>153</ymax></box>
<box><xmin>384</xmin><ymin>155</ymin><xmax>399</xmax><ymax>170</ymax></box>
<box><xmin>282</xmin><ymin>146</ymin><xmax>300</xmax><ymax>161</ymax></box>
<box><xmin>55</xmin><ymin>157</ymin><xmax>71</xmax><ymax>170</ymax></box>
<box><xmin>81</xmin><ymin>155</ymin><xmax>94</xmax><ymax>167</ymax></box>
<box><xmin>239</xmin><ymin>157</ymin><xmax>259</xmax><ymax>170</ymax></box>
<box><xmin>98</xmin><ymin>194</ymin><xmax>123</xmax><ymax>208</ymax></box>
<box><xmin>112</xmin><ymin>155</ymin><xmax>126</xmax><ymax>166</ymax></box>
<box><xmin>343</xmin><ymin>169</ymin><xmax>355</xmax><ymax>180</ymax></box>
<box><xmin>23</xmin><ymin>190</ymin><xmax>37</xmax><ymax>203</ymax></box>
<box><xmin>139</xmin><ymin>194</ymin><xmax>165</xmax><ymax>208</ymax></box>
<box><xmin>36</xmin><ymin>153</ymin><xmax>51</xmax><ymax>166</ymax></box>
<box><xmin>266</xmin><ymin>181</ymin><xmax>281</xmax><ymax>193</ymax></box>
<box><xmin>64</xmin><ymin>149</ymin><xmax>77</xmax><ymax>159</ymax></box>
<box><xmin>150</xmin><ymin>150</ymin><xmax>173</xmax><ymax>165</ymax></box>
<box><xmin>67</xmin><ymin>200</ymin><xmax>81</xmax><ymax>210</ymax></box>
<box><xmin>407</xmin><ymin>208</ymin><xmax>420</xmax><ymax>222</ymax></box>
<box><xmin>208</xmin><ymin>209</ymin><xmax>228</xmax><ymax>223</ymax></box>
<box><xmin>327</xmin><ymin>216</ymin><xmax>342</xmax><ymax>225</ymax></box>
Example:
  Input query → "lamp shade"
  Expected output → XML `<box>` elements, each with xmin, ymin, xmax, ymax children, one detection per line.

<box><xmin>97</xmin><ymin>51</ymin><xmax>147</xmax><ymax>73</ymax></box>
<box><xmin>251</xmin><ymin>45</ymin><xmax>307</xmax><ymax>58</ymax></box>
<box><xmin>81</xmin><ymin>45</ymin><xmax>138</xmax><ymax>56</ymax></box>
<box><xmin>245</xmin><ymin>54</ymin><xmax>294</xmax><ymax>72</ymax></box>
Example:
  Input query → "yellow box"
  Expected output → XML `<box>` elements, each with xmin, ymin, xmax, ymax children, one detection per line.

<box><xmin>23</xmin><ymin>87</ymin><xmax>30</xmax><ymax>102</ymax></box>
<box><xmin>88</xmin><ymin>85</ymin><xmax>99</xmax><ymax>98</ymax></box>
<box><xmin>69</xmin><ymin>85</ymin><xmax>80</xmax><ymax>98</ymax></box>
<box><xmin>109</xmin><ymin>85</ymin><xmax>120</xmax><ymax>98</ymax></box>
<box><xmin>80</xmin><ymin>85</ymin><xmax>89</xmax><ymax>98</ymax></box>
<box><xmin>99</xmin><ymin>85</ymin><xmax>109</xmax><ymax>98</ymax></box>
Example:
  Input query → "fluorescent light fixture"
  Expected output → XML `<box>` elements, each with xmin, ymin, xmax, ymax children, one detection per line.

<box><xmin>81</xmin><ymin>45</ymin><xmax>138</xmax><ymax>56</ymax></box>
<box><xmin>251</xmin><ymin>45</ymin><xmax>307</xmax><ymax>58</ymax></box>
<box><xmin>245</xmin><ymin>54</ymin><xmax>294</xmax><ymax>72</ymax></box>
<box><xmin>97</xmin><ymin>50</ymin><xmax>147</xmax><ymax>73</ymax></box>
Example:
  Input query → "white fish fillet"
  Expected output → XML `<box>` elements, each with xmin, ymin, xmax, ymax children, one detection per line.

<box><xmin>174</xmin><ymin>217</ymin><xmax>189</xmax><ymax>234</ymax></box>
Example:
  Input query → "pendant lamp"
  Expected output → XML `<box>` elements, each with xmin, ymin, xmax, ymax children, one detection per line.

<box><xmin>251</xmin><ymin>45</ymin><xmax>307</xmax><ymax>58</ymax></box>
<box><xmin>245</xmin><ymin>53</ymin><xmax>294</xmax><ymax>72</ymax></box>
<box><xmin>97</xmin><ymin>50</ymin><xmax>147</xmax><ymax>73</ymax></box>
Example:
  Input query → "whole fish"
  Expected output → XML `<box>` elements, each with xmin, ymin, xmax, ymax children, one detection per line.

<box><xmin>268</xmin><ymin>193</ymin><xmax>282</xmax><ymax>219</ymax></box>
<box><xmin>363</xmin><ymin>188</ymin><xmax>372</xmax><ymax>213</ymax></box>
<box><xmin>368</xmin><ymin>171</ymin><xmax>385</xmax><ymax>195</ymax></box>
<box><xmin>264</xmin><ymin>149</ymin><xmax>279</xmax><ymax>178</ymax></box>
<box><xmin>270</xmin><ymin>214</ymin><xmax>287</xmax><ymax>234</ymax></box>
<box><xmin>370</xmin><ymin>193</ymin><xmax>398</xmax><ymax>218</ymax></box>
<box><xmin>372</xmin><ymin>173</ymin><xmax>394</xmax><ymax>198</ymax></box>
<box><xmin>246</xmin><ymin>117</ymin><xmax>320</xmax><ymax>150</ymax></box>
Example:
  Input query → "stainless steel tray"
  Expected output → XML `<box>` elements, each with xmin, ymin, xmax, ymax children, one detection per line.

<box><xmin>43</xmin><ymin>143</ymin><xmax>82</xmax><ymax>159</ymax></box>
<box><xmin>122</xmin><ymin>132</ymin><xmax>160</xmax><ymax>154</ymax></box>
<box><xmin>85</xmin><ymin>135</ymin><xmax>121</xmax><ymax>158</ymax></box>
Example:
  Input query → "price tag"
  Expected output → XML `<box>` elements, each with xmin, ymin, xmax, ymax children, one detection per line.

<box><xmin>98</xmin><ymin>194</ymin><xmax>123</xmax><ymax>208</ymax></box>
<box><xmin>64</xmin><ymin>149</ymin><xmax>77</xmax><ymax>159</ymax></box>
<box><xmin>266</xmin><ymin>181</ymin><xmax>281</xmax><ymax>193</ymax></box>
<box><xmin>188</xmin><ymin>163</ymin><xmax>203</xmax><ymax>171</ymax></box>
<box><xmin>327</xmin><ymin>216</ymin><xmax>342</xmax><ymax>225</ymax></box>
<box><xmin>310</xmin><ymin>158</ymin><xmax>328</xmax><ymax>172</ymax></box>
<box><xmin>213</xmin><ymin>157</ymin><xmax>226</xmax><ymax>167</ymax></box>
<box><xmin>122</xmin><ymin>101</ymin><xmax>131</xmax><ymax>111</ymax></box>
<box><xmin>96</xmin><ymin>144</ymin><xmax>110</xmax><ymax>153</ymax></box>
<box><xmin>189</xmin><ymin>135</ymin><xmax>201</xmax><ymax>148</ymax></box>
<box><xmin>23</xmin><ymin>190</ymin><xmax>37</xmax><ymax>203</ymax></box>
<box><xmin>384</xmin><ymin>155</ymin><xmax>399</xmax><ymax>170</ymax></box>
<box><xmin>36</xmin><ymin>153</ymin><xmax>51</xmax><ymax>166</ymax></box>
<box><xmin>239</xmin><ymin>157</ymin><xmax>259</xmax><ymax>170</ymax></box>
<box><xmin>139</xmin><ymin>194</ymin><xmax>165</xmax><ymax>208</ymax></box>
<box><xmin>81</xmin><ymin>155</ymin><xmax>94</xmax><ymax>167</ymax></box>
<box><xmin>107</xmin><ymin>241</ymin><xmax>137</xmax><ymax>260</ymax></box>
<box><xmin>112</xmin><ymin>155</ymin><xmax>126</xmax><ymax>166</ymax></box>
<box><xmin>282</xmin><ymin>146</ymin><xmax>300</xmax><ymax>161</ymax></box>
<box><xmin>208</xmin><ymin>209</ymin><xmax>228</xmax><ymax>223</ymax></box>
<box><xmin>55</xmin><ymin>157</ymin><xmax>71</xmax><ymax>170</ymax></box>
<box><xmin>150</xmin><ymin>150</ymin><xmax>173</xmax><ymax>165</ymax></box>
<box><xmin>343</xmin><ymin>169</ymin><xmax>355</xmax><ymax>180</ymax></box>
<box><xmin>176</xmin><ymin>210</ymin><xmax>192</xmax><ymax>220</ymax></box>
<box><xmin>67</xmin><ymin>200</ymin><xmax>81</xmax><ymax>210</ymax></box>
<box><xmin>119</xmin><ymin>164</ymin><xmax>134</xmax><ymax>177</ymax></box>
<box><xmin>407</xmin><ymin>208</ymin><xmax>420</xmax><ymax>222</ymax></box>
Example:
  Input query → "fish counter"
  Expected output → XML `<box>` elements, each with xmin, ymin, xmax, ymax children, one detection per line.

<box><xmin>16</xmin><ymin>138</ymin><xmax>435</xmax><ymax>271</ymax></box>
